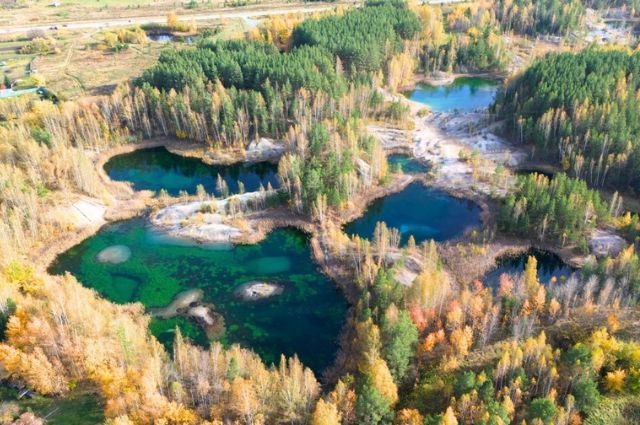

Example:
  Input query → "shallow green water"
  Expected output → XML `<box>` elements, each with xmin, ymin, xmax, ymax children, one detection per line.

<box><xmin>387</xmin><ymin>154</ymin><xmax>429</xmax><ymax>174</ymax></box>
<box><xmin>483</xmin><ymin>249</ymin><xmax>576</xmax><ymax>290</ymax></box>
<box><xmin>49</xmin><ymin>220</ymin><xmax>346</xmax><ymax>373</ymax></box>
<box><xmin>344</xmin><ymin>182</ymin><xmax>482</xmax><ymax>246</ymax></box>
<box><xmin>104</xmin><ymin>147</ymin><xmax>281</xmax><ymax>196</ymax></box>
<box><xmin>407</xmin><ymin>77</ymin><xmax>499</xmax><ymax>112</ymax></box>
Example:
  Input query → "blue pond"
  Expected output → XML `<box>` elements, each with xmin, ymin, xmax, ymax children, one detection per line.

<box><xmin>104</xmin><ymin>147</ymin><xmax>280</xmax><ymax>197</ymax></box>
<box><xmin>407</xmin><ymin>77</ymin><xmax>499</xmax><ymax>112</ymax></box>
<box><xmin>344</xmin><ymin>182</ymin><xmax>481</xmax><ymax>246</ymax></box>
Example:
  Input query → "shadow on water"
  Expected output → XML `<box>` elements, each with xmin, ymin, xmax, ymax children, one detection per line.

<box><xmin>483</xmin><ymin>248</ymin><xmax>576</xmax><ymax>291</ymax></box>
<box><xmin>515</xmin><ymin>168</ymin><xmax>555</xmax><ymax>180</ymax></box>
<box><xmin>104</xmin><ymin>146</ymin><xmax>280</xmax><ymax>196</ymax></box>
<box><xmin>48</xmin><ymin>219</ymin><xmax>347</xmax><ymax>374</ymax></box>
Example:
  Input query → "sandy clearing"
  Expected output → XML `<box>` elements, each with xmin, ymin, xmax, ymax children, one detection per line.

<box><xmin>151</xmin><ymin>190</ymin><xmax>274</xmax><ymax>243</ymax></box>
<box><xmin>369</xmin><ymin>90</ymin><xmax>526</xmax><ymax>198</ymax></box>
<box><xmin>70</xmin><ymin>197</ymin><xmax>107</xmax><ymax>226</ymax></box>
<box><xmin>589</xmin><ymin>229</ymin><xmax>627</xmax><ymax>258</ymax></box>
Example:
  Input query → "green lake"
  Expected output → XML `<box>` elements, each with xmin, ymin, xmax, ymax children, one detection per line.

<box><xmin>387</xmin><ymin>154</ymin><xmax>429</xmax><ymax>174</ymax></box>
<box><xmin>344</xmin><ymin>182</ymin><xmax>482</xmax><ymax>246</ymax></box>
<box><xmin>104</xmin><ymin>146</ymin><xmax>281</xmax><ymax>196</ymax></box>
<box><xmin>483</xmin><ymin>249</ymin><xmax>575</xmax><ymax>290</ymax></box>
<box><xmin>407</xmin><ymin>77</ymin><xmax>499</xmax><ymax>112</ymax></box>
<box><xmin>49</xmin><ymin>220</ymin><xmax>347</xmax><ymax>373</ymax></box>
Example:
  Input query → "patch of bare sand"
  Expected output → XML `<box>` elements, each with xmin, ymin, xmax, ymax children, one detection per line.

<box><xmin>369</xmin><ymin>90</ymin><xmax>526</xmax><ymax>198</ymax></box>
<box><xmin>150</xmin><ymin>191</ymin><xmax>274</xmax><ymax>243</ymax></box>
<box><xmin>69</xmin><ymin>197</ymin><xmax>107</xmax><ymax>226</ymax></box>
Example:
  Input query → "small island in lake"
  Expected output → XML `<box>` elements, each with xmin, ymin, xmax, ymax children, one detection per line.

<box><xmin>234</xmin><ymin>281</ymin><xmax>284</xmax><ymax>301</ymax></box>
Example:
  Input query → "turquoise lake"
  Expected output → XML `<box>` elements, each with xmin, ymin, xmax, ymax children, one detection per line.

<box><xmin>387</xmin><ymin>154</ymin><xmax>429</xmax><ymax>174</ymax></box>
<box><xmin>344</xmin><ymin>182</ymin><xmax>482</xmax><ymax>246</ymax></box>
<box><xmin>49</xmin><ymin>220</ymin><xmax>347</xmax><ymax>373</ymax></box>
<box><xmin>104</xmin><ymin>147</ymin><xmax>280</xmax><ymax>196</ymax></box>
<box><xmin>407</xmin><ymin>77</ymin><xmax>499</xmax><ymax>112</ymax></box>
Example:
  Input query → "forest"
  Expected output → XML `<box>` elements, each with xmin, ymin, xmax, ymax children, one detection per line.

<box><xmin>494</xmin><ymin>48</ymin><xmax>640</xmax><ymax>194</ymax></box>
<box><xmin>494</xmin><ymin>0</ymin><xmax>585</xmax><ymax>36</ymax></box>
<box><xmin>416</xmin><ymin>3</ymin><xmax>509</xmax><ymax>73</ymax></box>
<box><xmin>413</xmin><ymin>0</ymin><xmax>587</xmax><ymax>74</ymax></box>
<box><xmin>585</xmin><ymin>0</ymin><xmax>640</xmax><ymax>14</ymax></box>
<box><xmin>2</xmin><ymin>1</ymin><xmax>640</xmax><ymax>424</ymax></box>
<box><xmin>138</xmin><ymin>41</ymin><xmax>345</xmax><ymax>95</ymax></box>
<box><xmin>291</xmin><ymin>0</ymin><xmax>420</xmax><ymax>74</ymax></box>
<box><xmin>499</xmin><ymin>173</ymin><xmax>613</xmax><ymax>251</ymax></box>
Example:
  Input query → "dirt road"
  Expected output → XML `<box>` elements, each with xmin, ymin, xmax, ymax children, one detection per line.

<box><xmin>0</xmin><ymin>3</ymin><xmax>337</xmax><ymax>35</ymax></box>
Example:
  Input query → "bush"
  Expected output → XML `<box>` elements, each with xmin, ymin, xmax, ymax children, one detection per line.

<box><xmin>20</xmin><ymin>37</ymin><xmax>57</xmax><ymax>55</ymax></box>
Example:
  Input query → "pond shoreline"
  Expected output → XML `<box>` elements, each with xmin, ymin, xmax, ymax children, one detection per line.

<box><xmin>35</xmin><ymin>137</ymin><xmax>286</xmax><ymax>271</ymax></box>
<box><xmin>402</xmin><ymin>71</ymin><xmax>506</xmax><ymax>90</ymax></box>
<box><xmin>441</xmin><ymin>236</ymin><xmax>586</xmax><ymax>287</ymax></box>
<box><xmin>378</xmin><ymin>75</ymin><xmax>598</xmax><ymax>275</ymax></box>
<box><xmin>38</xmin><ymin>78</ymin><xmax>589</xmax><ymax>291</ymax></box>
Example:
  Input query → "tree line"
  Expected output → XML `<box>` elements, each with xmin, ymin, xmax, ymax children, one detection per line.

<box><xmin>498</xmin><ymin>173</ymin><xmax>612</xmax><ymax>251</ymax></box>
<box><xmin>319</xmin><ymin>215</ymin><xmax>640</xmax><ymax>424</ymax></box>
<box><xmin>416</xmin><ymin>3</ymin><xmax>509</xmax><ymax>74</ymax></box>
<box><xmin>495</xmin><ymin>48</ymin><xmax>640</xmax><ymax>194</ymax></box>
<box><xmin>292</xmin><ymin>0</ymin><xmax>421</xmax><ymax>75</ymax></box>
<box><xmin>494</xmin><ymin>0</ymin><xmax>585</xmax><ymax>36</ymax></box>
<box><xmin>586</xmin><ymin>0</ymin><xmax>640</xmax><ymax>14</ymax></box>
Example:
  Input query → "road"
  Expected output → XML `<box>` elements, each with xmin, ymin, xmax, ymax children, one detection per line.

<box><xmin>0</xmin><ymin>3</ymin><xmax>337</xmax><ymax>35</ymax></box>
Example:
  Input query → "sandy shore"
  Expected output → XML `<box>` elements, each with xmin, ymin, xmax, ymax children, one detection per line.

<box><xmin>369</xmin><ymin>91</ymin><xmax>527</xmax><ymax>201</ymax></box>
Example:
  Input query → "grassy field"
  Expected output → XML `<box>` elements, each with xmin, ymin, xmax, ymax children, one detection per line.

<box><xmin>0</xmin><ymin>384</ymin><xmax>104</xmax><ymax>425</ymax></box>
<box><xmin>34</xmin><ymin>29</ymin><xmax>165</xmax><ymax>99</ymax></box>
<box><xmin>0</xmin><ymin>0</ymin><xmax>297</xmax><ymax>28</ymax></box>
<box><xmin>1</xmin><ymin>16</ymin><xmax>246</xmax><ymax>99</ymax></box>
<box><xmin>0</xmin><ymin>33</ymin><xmax>62</xmax><ymax>88</ymax></box>
<box><xmin>1</xmin><ymin>0</ymin><xmax>315</xmax><ymax>98</ymax></box>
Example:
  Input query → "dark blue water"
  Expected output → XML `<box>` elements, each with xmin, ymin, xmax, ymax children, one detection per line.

<box><xmin>148</xmin><ymin>34</ymin><xmax>173</xmax><ymax>42</ymax></box>
<box><xmin>344</xmin><ymin>182</ymin><xmax>482</xmax><ymax>245</ymax></box>
<box><xmin>147</xmin><ymin>34</ymin><xmax>194</xmax><ymax>43</ymax></box>
<box><xmin>516</xmin><ymin>168</ymin><xmax>555</xmax><ymax>180</ymax></box>
<box><xmin>407</xmin><ymin>77</ymin><xmax>499</xmax><ymax>112</ymax></box>
<box><xmin>484</xmin><ymin>249</ymin><xmax>575</xmax><ymax>290</ymax></box>
<box><xmin>104</xmin><ymin>147</ymin><xmax>280</xmax><ymax>197</ymax></box>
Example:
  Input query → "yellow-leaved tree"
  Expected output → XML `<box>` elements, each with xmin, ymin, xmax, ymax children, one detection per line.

<box><xmin>366</xmin><ymin>358</ymin><xmax>398</xmax><ymax>406</ymax></box>
<box><xmin>310</xmin><ymin>398</ymin><xmax>341</xmax><ymax>425</ymax></box>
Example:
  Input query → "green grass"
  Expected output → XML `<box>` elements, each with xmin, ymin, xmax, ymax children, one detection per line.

<box><xmin>0</xmin><ymin>385</ymin><xmax>104</xmax><ymax>425</ymax></box>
